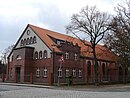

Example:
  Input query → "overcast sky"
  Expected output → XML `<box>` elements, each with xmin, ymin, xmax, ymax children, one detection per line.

<box><xmin>0</xmin><ymin>0</ymin><xmax>123</xmax><ymax>54</ymax></box>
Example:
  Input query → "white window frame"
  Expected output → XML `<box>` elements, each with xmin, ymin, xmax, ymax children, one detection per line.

<box><xmin>43</xmin><ymin>68</ymin><xmax>47</xmax><ymax>77</ymax></box>
<box><xmin>36</xmin><ymin>68</ymin><xmax>40</xmax><ymax>77</ymax></box>
<box><xmin>65</xmin><ymin>52</ymin><xmax>70</xmax><ymax>59</ymax></box>
<box><xmin>72</xmin><ymin>69</ymin><xmax>76</xmax><ymax>77</ymax></box>
<box><xmin>58</xmin><ymin>68</ymin><xmax>62</xmax><ymax>77</ymax></box>
<box><xmin>78</xmin><ymin>69</ymin><xmax>82</xmax><ymax>77</ymax></box>
<box><xmin>66</xmin><ymin>68</ymin><xmax>69</xmax><ymax>77</ymax></box>
<box><xmin>74</xmin><ymin>53</ymin><xmax>78</xmax><ymax>61</ymax></box>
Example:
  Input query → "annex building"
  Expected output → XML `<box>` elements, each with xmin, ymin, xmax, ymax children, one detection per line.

<box><xmin>7</xmin><ymin>24</ymin><xmax>123</xmax><ymax>85</ymax></box>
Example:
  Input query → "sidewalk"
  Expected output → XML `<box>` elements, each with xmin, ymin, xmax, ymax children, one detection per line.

<box><xmin>0</xmin><ymin>82</ymin><xmax>54</xmax><ymax>89</ymax></box>
<box><xmin>0</xmin><ymin>80</ymin><xmax>130</xmax><ymax>90</ymax></box>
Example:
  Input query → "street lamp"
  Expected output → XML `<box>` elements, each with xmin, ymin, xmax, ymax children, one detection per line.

<box><xmin>51</xmin><ymin>44</ymin><xmax>56</xmax><ymax>85</ymax></box>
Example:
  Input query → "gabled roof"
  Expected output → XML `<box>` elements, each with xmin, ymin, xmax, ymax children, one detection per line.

<box><xmin>28</xmin><ymin>24</ymin><xmax>118</xmax><ymax>62</ymax></box>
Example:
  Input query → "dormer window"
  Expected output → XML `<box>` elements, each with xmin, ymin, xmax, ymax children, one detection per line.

<box><xmin>74</xmin><ymin>53</ymin><xmax>78</xmax><ymax>61</ymax></box>
<box><xmin>57</xmin><ymin>40</ymin><xmax>61</xmax><ymax>45</ymax></box>
<box><xmin>65</xmin><ymin>52</ymin><xmax>70</xmax><ymax>59</ymax></box>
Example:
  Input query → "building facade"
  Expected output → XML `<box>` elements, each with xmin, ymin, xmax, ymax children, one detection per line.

<box><xmin>7</xmin><ymin>24</ymin><xmax>121</xmax><ymax>85</ymax></box>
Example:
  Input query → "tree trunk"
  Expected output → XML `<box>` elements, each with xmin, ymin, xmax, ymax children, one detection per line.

<box><xmin>93</xmin><ymin>47</ymin><xmax>99</xmax><ymax>86</ymax></box>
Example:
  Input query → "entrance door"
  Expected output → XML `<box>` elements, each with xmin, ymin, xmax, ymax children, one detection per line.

<box><xmin>16</xmin><ymin>67</ymin><xmax>21</xmax><ymax>82</ymax></box>
<box><xmin>119</xmin><ymin>67</ymin><xmax>123</xmax><ymax>82</ymax></box>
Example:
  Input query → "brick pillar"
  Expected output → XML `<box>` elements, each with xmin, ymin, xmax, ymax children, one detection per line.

<box><xmin>49</xmin><ymin>73</ymin><xmax>53</xmax><ymax>86</ymax></box>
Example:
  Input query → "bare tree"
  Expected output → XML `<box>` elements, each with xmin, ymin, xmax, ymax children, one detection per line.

<box><xmin>1</xmin><ymin>45</ymin><xmax>14</xmax><ymax>72</ymax></box>
<box><xmin>66</xmin><ymin>6</ymin><xmax>110</xmax><ymax>85</ymax></box>
<box><xmin>104</xmin><ymin>0</ymin><xmax>130</xmax><ymax>83</ymax></box>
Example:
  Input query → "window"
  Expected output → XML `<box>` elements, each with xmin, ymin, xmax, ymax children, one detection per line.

<box><xmin>66</xmin><ymin>68</ymin><xmax>69</xmax><ymax>77</ymax></box>
<box><xmin>39</xmin><ymin>51</ymin><xmax>43</xmax><ymax>59</ymax></box>
<box><xmin>74</xmin><ymin>53</ymin><xmax>78</xmax><ymax>61</ymax></box>
<box><xmin>20</xmin><ymin>39</ymin><xmax>24</xmax><ymax>46</ymax></box>
<box><xmin>26</xmin><ymin>38</ymin><xmax>30</xmax><ymax>45</ymax></box>
<box><xmin>43</xmin><ymin>50</ymin><xmax>47</xmax><ymax>58</ymax></box>
<box><xmin>72</xmin><ymin>69</ymin><xmax>76</xmax><ymax>77</ymax></box>
<box><xmin>58</xmin><ymin>68</ymin><xmax>62</xmax><ymax>77</ymax></box>
<box><xmin>43</xmin><ymin>68</ymin><xmax>47</xmax><ymax>77</ymax></box>
<box><xmin>33</xmin><ymin>36</ymin><xmax>37</xmax><ymax>43</ymax></box>
<box><xmin>57</xmin><ymin>40</ymin><xmax>61</xmax><ymax>45</ymax></box>
<box><xmin>36</xmin><ymin>68</ymin><xmax>40</xmax><ymax>77</ymax></box>
<box><xmin>30</xmin><ymin>37</ymin><xmax>33</xmax><ymax>44</ymax></box>
<box><xmin>65</xmin><ymin>52</ymin><xmax>70</xmax><ymax>59</ymax></box>
<box><xmin>23</xmin><ymin>39</ymin><xmax>26</xmax><ymax>46</ymax></box>
<box><xmin>34</xmin><ymin>51</ymin><xmax>38</xmax><ymax>59</ymax></box>
<box><xmin>78</xmin><ymin>69</ymin><xmax>82</xmax><ymax>77</ymax></box>
<box><xmin>16</xmin><ymin>55</ymin><xmax>22</xmax><ymax>60</ymax></box>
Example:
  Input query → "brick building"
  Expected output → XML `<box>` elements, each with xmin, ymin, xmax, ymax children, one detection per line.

<box><xmin>7</xmin><ymin>24</ymin><xmax>120</xmax><ymax>85</ymax></box>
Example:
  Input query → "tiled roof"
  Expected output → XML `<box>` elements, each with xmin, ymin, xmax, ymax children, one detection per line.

<box><xmin>29</xmin><ymin>24</ymin><xmax>118</xmax><ymax>62</ymax></box>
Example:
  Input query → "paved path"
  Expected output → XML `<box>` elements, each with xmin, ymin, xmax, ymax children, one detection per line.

<box><xmin>0</xmin><ymin>85</ymin><xmax>130</xmax><ymax>98</ymax></box>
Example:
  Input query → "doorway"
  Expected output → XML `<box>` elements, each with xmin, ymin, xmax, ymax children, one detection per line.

<box><xmin>119</xmin><ymin>66</ymin><xmax>123</xmax><ymax>82</ymax></box>
<box><xmin>16</xmin><ymin>67</ymin><xmax>21</xmax><ymax>82</ymax></box>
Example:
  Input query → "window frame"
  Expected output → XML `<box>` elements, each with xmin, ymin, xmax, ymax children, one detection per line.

<box><xmin>58</xmin><ymin>67</ymin><xmax>62</xmax><ymax>77</ymax></box>
<box><xmin>36</xmin><ymin>68</ymin><xmax>40</xmax><ymax>77</ymax></box>
<box><xmin>43</xmin><ymin>68</ymin><xmax>47</xmax><ymax>77</ymax></box>
<box><xmin>65</xmin><ymin>52</ymin><xmax>70</xmax><ymax>59</ymax></box>
<box><xmin>43</xmin><ymin>50</ymin><xmax>47</xmax><ymax>58</ymax></box>
<box><xmin>39</xmin><ymin>51</ymin><xmax>43</xmax><ymax>59</ymax></box>
<box><xmin>34</xmin><ymin>51</ymin><xmax>38</xmax><ymax>59</ymax></box>
<box><xmin>78</xmin><ymin>69</ymin><xmax>82</xmax><ymax>78</ymax></box>
<box><xmin>72</xmin><ymin>69</ymin><xmax>76</xmax><ymax>77</ymax></box>
<box><xmin>65</xmin><ymin>68</ymin><xmax>69</xmax><ymax>77</ymax></box>
<box><xmin>74</xmin><ymin>53</ymin><xmax>78</xmax><ymax>61</ymax></box>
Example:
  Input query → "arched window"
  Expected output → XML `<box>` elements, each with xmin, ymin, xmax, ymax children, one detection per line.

<box><xmin>34</xmin><ymin>51</ymin><xmax>38</xmax><ymax>59</ymax></box>
<box><xmin>16</xmin><ymin>55</ymin><xmax>22</xmax><ymax>60</ymax></box>
<box><xmin>102</xmin><ymin>63</ymin><xmax>105</xmax><ymax>76</ymax></box>
<box><xmin>26</xmin><ymin>38</ymin><xmax>30</xmax><ymax>45</ymax></box>
<box><xmin>23</xmin><ymin>38</ymin><xmax>26</xmax><ymax>46</ymax></box>
<box><xmin>30</xmin><ymin>37</ymin><xmax>33</xmax><ymax>44</ymax></box>
<box><xmin>20</xmin><ymin>39</ymin><xmax>23</xmax><ymax>46</ymax></box>
<box><xmin>87</xmin><ymin>61</ymin><xmax>91</xmax><ymax>76</ymax></box>
<box><xmin>39</xmin><ymin>51</ymin><xmax>42</xmax><ymax>59</ymax></box>
<box><xmin>33</xmin><ymin>36</ymin><xmax>37</xmax><ymax>43</ymax></box>
<box><xmin>43</xmin><ymin>50</ymin><xmax>47</xmax><ymax>58</ymax></box>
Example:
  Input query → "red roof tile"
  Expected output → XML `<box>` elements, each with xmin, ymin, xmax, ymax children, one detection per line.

<box><xmin>29</xmin><ymin>24</ymin><xmax>118</xmax><ymax>62</ymax></box>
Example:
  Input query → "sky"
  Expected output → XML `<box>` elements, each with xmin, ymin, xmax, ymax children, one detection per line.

<box><xmin>0</xmin><ymin>0</ymin><xmax>123</xmax><ymax>55</ymax></box>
